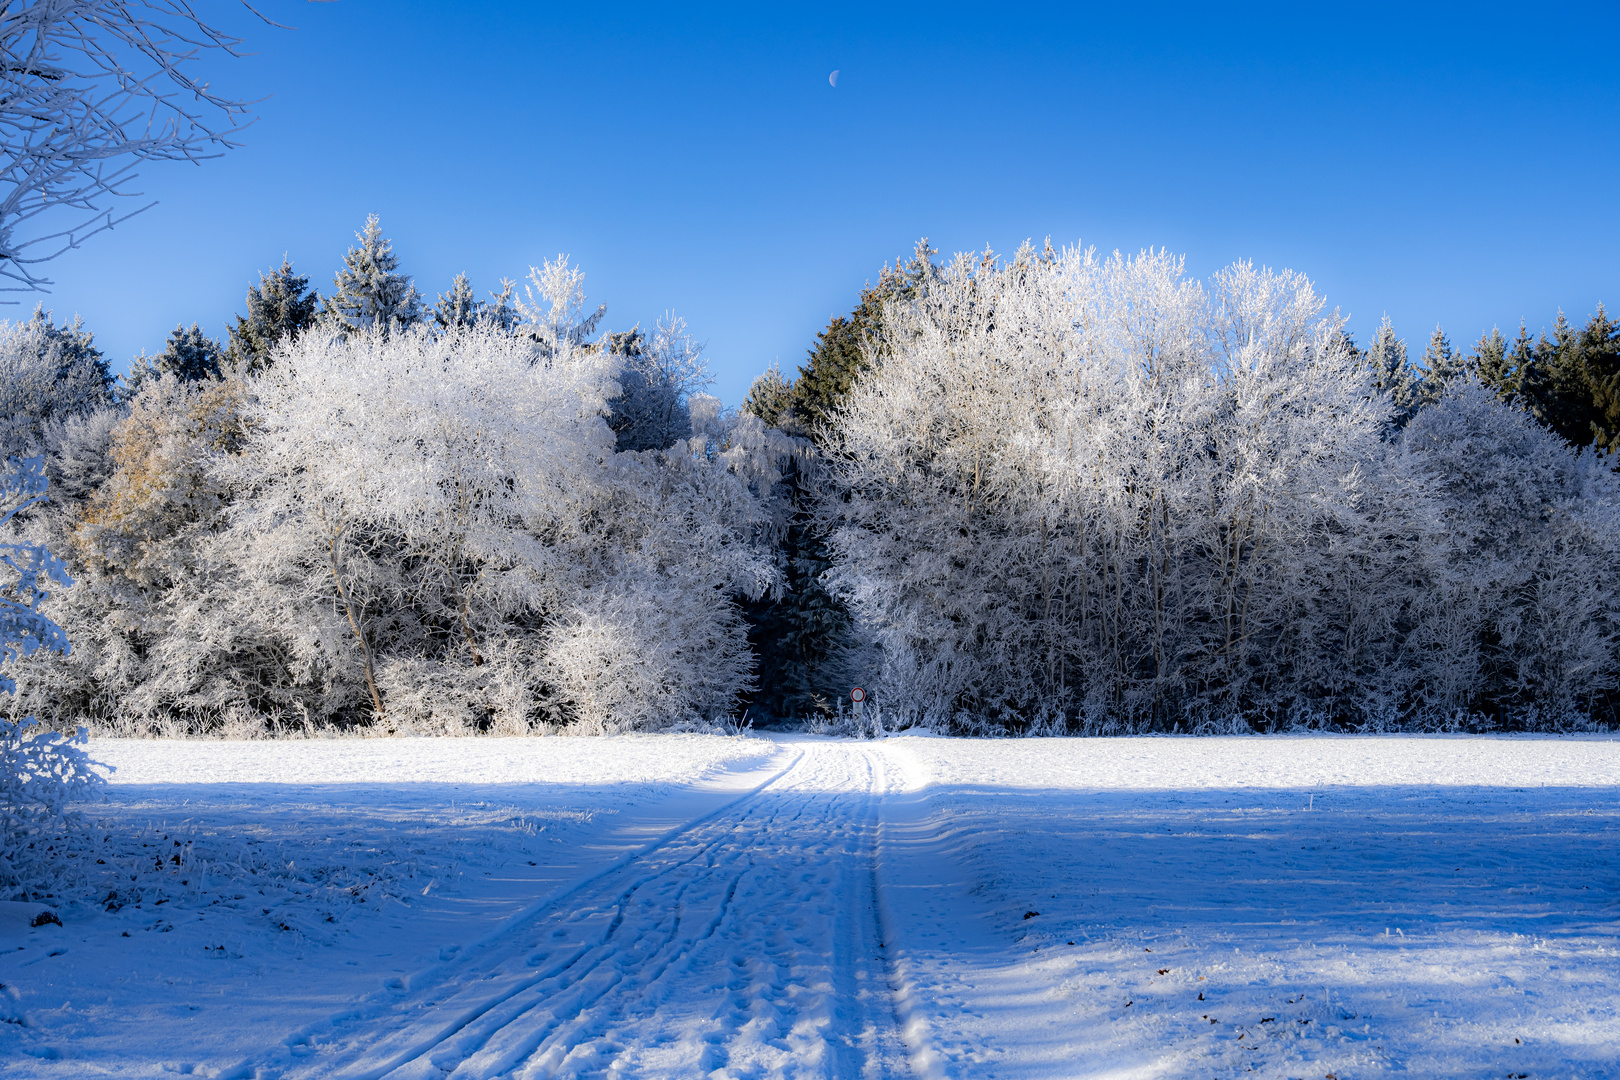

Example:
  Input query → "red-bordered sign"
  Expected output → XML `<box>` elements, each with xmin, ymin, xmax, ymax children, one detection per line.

<box><xmin>851</xmin><ymin>687</ymin><xmax>865</xmax><ymax>703</ymax></box>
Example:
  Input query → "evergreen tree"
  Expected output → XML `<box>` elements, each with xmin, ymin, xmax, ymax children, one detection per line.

<box><xmin>24</xmin><ymin>306</ymin><xmax>112</xmax><ymax>400</ymax></box>
<box><xmin>157</xmin><ymin>323</ymin><xmax>224</xmax><ymax>382</ymax></box>
<box><xmin>0</xmin><ymin>309</ymin><xmax>113</xmax><ymax>456</ymax></box>
<box><xmin>1417</xmin><ymin>325</ymin><xmax>1467</xmax><ymax>404</ymax></box>
<box><xmin>431</xmin><ymin>273</ymin><xmax>520</xmax><ymax>334</ymax></box>
<box><xmin>1472</xmin><ymin>327</ymin><xmax>1512</xmax><ymax>401</ymax></box>
<box><xmin>226</xmin><ymin>257</ymin><xmax>320</xmax><ymax>375</ymax></box>
<box><xmin>321</xmin><ymin>215</ymin><xmax>422</xmax><ymax>336</ymax></box>
<box><xmin>1517</xmin><ymin>312</ymin><xmax>1598</xmax><ymax>448</ymax></box>
<box><xmin>1574</xmin><ymin>305</ymin><xmax>1620</xmax><ymax>453</ymax></box>
<box><xmin>742</xmin><ymin>458</ymin><xmax>854</xmax><ymax>722</ymax></box>
<box><xmin>122</xmin><ymin>323</ymin><xmax>224</xmax><ymax>396</ymax></box>
<box><xmin>1361</xmin><ymin>317</ymin><xmax>1422</xmax><ymax>428</ymax></box>
<box><xmin>738</xmin><ymin>239</ymin><xmax>941</xmax><ymax>719</ymax></box>
<box><xmin>742</xmin><ymin>363</ymin><xmax>797</xmax><ymax>432</ymax></box>
<box><xmin>432</xmin><ymin>272</ymin><xmax>479</xmax><ymax>331</ymax></box>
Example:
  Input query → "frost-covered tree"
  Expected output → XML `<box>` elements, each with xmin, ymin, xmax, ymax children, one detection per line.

<box><xmin>1400</xmin><ymin>381</ymin><xmax>1620</xmax><ymax>721</ymax></box>
<box><xmin>123</xmin><ymin>321</ymin><xmax>223</xmax><ymax>395</ymax></box>
<box><xmin>0</xmin><ymin>308</ymin><xmax>112</xmax><ymax>456</ymax></box>
<box><xmin>1</xmin><ymin>454</ymin><xmax>102</xmax><ymax>892</ymax></box>
<box><xmin>608</xmin><ymin>315</ymin><xmax>712</xmax><ymax>452</ymax></box>
<box><xmin>1417</xmin><ymin>325</ymin><xmax>1467</xmax><ymax>404</ymax></box>
<box><xmin>1</xmin><ymin>457</ymin><xmax>70</xmax><ymax>680</ymax></box>
<box><xmin>431</xmin><ymin>272</ymin><xmax>518</xmax><ymax>335</ymax></box>
<box><xmin>514</xmin><ymin>256</ymin><xmax>605</xmax><ymax>360</ymax></box>
<box><xmin>1362</xmin><ymin>316</ymin><xmax>1421</xmax><ymax>429</ymax></box>
<box><xmin>321</xmin><ymin>215</ymin><xmax>423</xmax><ymax>336</ymax></box>
<box><xmin>226</xmin><ymin>257</ymin><xmax>320</xmax><ymax>374</ymax></box>
<box><xmin>1472</xmin><ymin>326</ymin><xmax>1512</xmax><ymax>400</ymax></box>
<box><xmin>548</xmin><ymin>401</ymin><xmax>791</xmax><ymax>731</ymax></box>
<box><xmin>821</xmin><ymin>244</ymin><xmax>1401</xmax><ymax>729</ymax></box>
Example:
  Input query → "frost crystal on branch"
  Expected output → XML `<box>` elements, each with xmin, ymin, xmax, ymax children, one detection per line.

<box><xmin>0</xmin><ymin>1</ymin><xmax>263</xmax><ymax>293</ymax></box>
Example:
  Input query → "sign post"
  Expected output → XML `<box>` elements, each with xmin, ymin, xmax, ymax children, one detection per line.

<box><xmin>851</xmin><ymin>686</ymin><xmax>865</xmax><ymax>724</ymax></box>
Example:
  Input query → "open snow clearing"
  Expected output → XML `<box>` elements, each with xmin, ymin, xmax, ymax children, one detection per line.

<box><xmin>258</xmin><ymin>742</ymin><xmax>911</xmax><ymax>1079</ymax></box>
<box><xmin>3</xmin><ymin>733</ymin><xmax>1619</xmax><ymax>1078</ymax></box>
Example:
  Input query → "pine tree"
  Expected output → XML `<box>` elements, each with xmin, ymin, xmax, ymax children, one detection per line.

<box><xmin>321</xmin><ymin>215</ymin><xmax>422</xmax><ymax>336</ymax></box>
<box><xmin>227</xmin><ymin>257</ymin><xmax>320</xmax><ymax>374</ymax></box>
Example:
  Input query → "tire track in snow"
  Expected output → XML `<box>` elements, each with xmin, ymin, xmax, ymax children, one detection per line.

<box><xmin>257</xmin><ymin>741</ymin><xmax>912</xmax><ymax>1080</ymax></box>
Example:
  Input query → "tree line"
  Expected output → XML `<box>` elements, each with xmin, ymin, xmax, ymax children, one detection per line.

<box><xmin>4</xmin><ymin>226</ymin><xmax>1618</xmax><ymax>735</ymax></box>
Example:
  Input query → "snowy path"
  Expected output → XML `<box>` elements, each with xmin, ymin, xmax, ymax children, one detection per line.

<box><xmin>253</xmin><ymin>741</ymin><xmax>912</xmax><ymax>1080</ymax></box>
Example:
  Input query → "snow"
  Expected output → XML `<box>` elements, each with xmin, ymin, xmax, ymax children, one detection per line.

<box><xmin>3</xmin><ymin>733</ymin><xmax>1618</xmax><ymax>1078</ymax></box>
<box><xmin>875</xmin><ymin>734</ymin><xmax>1620</xmax><ymax>1078</ymax></box>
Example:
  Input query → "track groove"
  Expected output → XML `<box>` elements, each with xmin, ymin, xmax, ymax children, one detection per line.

<box><xmin>263</xmin><ymin>742</ymin><xmax>912</xmax><ymax>1080</ymax></box>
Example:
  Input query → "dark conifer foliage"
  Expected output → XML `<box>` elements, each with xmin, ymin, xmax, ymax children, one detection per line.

<box><xmin>28</xmin><ymin>305</ymin><xmax>112</xmax><ymax>400</ymax></box>
<box><xmin>742</xmin><ymin>460</ymin><xmax>855</xmax><ymax>722</ymax></box>
<box><xmin>1476</xmin><ymin>307</ymin><xmax>1620</xmax><ymax>451</ymax></box>
<box><xmin>747</xmin><ymin>238</ymin><xmax>939</xmax><ymax>444</ymax></box>
<box><xmin>157</xmin><ymin>323</ymin><xmax>224</xmax><ymax>382</ymax></box>
<box><xmin>227</xmin><ymin>257</ymin><xmax>320</xmax><ymax>374</ymax></box>
<box><xmin>738</xmin><ymin>239</ymin><xmax>939</xmax><ymax>720</ymax></box>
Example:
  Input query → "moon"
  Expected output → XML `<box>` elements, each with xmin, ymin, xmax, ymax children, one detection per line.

<box><xmin>829</xmin><ymin>70</ymin><xmax>839</xmax><ymax>87</ymax></box>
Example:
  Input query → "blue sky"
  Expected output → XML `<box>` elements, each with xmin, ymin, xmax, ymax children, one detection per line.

<box><xmin>30</xmin><ymin>1</ymin><xmax>1620</xmax><ymax>405</ymax></box>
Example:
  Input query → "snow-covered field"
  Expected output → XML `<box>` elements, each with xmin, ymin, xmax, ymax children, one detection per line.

<box><xmin>3</xmin><ymin>734</ymin><xmax>1618</xmax><ymax>1078</ymax></box>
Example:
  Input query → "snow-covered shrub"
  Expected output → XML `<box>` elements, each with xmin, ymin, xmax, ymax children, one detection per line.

<box><xmin>0</xmin><ymin>717</ymin><xmax>104</xmax><ymax>894</ymax></box>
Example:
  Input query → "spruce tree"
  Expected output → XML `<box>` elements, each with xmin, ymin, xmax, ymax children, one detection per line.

<box><xmin>158</xmin><ymin>322</ymin><xmax>223</xmax><ymax>381</ymax></box>
<box><xmin>742</xmin><ymin>363</ymin><xmax>797</xmax><ymax>432</ymax></box>
<box><xmin>27</xmin><ymin>305</ymin><xmax>112</xmax><ymax>401</ymax></box>
<box><xmin>1516</xmin><ymin>313</ymin><xmax>1595</xmax><ymax>447</ymax></box>
<box><xmin>125</xmin><ymin>322</ymin><xmax>224</xmax><ymax>394</ymax></box>
<box><xmin>322</xmin><ymin>215</ymin><xmax>422</xmax><ymax>336</ymax></box>
<box><xmin>428</xmin><ymin>274</ymin><xmax>518</xmax><ymax>335</ymax></box>
<box><xmin>739</xmin><ymin>238</ymin><xmax>940</xmax><ymax>719</ymax></box>
<box><xmin>432</xmin><ymin>272</ymin><xmax>481</xmax><ymax>331</ymax></box>
<box><xmin>227</xmin><ymin>257</ymin><xmax>320</xmax><ymax>374</ymax></box>
<box><xmin>1362</xmin><ymin>317</ymin><xmax>1422</xmax><ymax>428</ymax></box>
<box><xmin>1418</xmin><ymin>325</ymin><xmax>1467</xmax><ymax>404</ymax></box>
<box><xmin>1472</xmin><ymin>327</ymin><xmax>1512</xmax><ymax>401</ymax></box>
<box><xmin>1574</xmin><ymin>306</ymin><xmax>1620</xmax><ymax>452</ymax></box>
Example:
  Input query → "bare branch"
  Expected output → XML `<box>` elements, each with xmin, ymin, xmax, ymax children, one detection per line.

<box><xmin>0</xmin><ymin>1</ymin><xmax>299</xmax><ymax>295</ymax></box>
